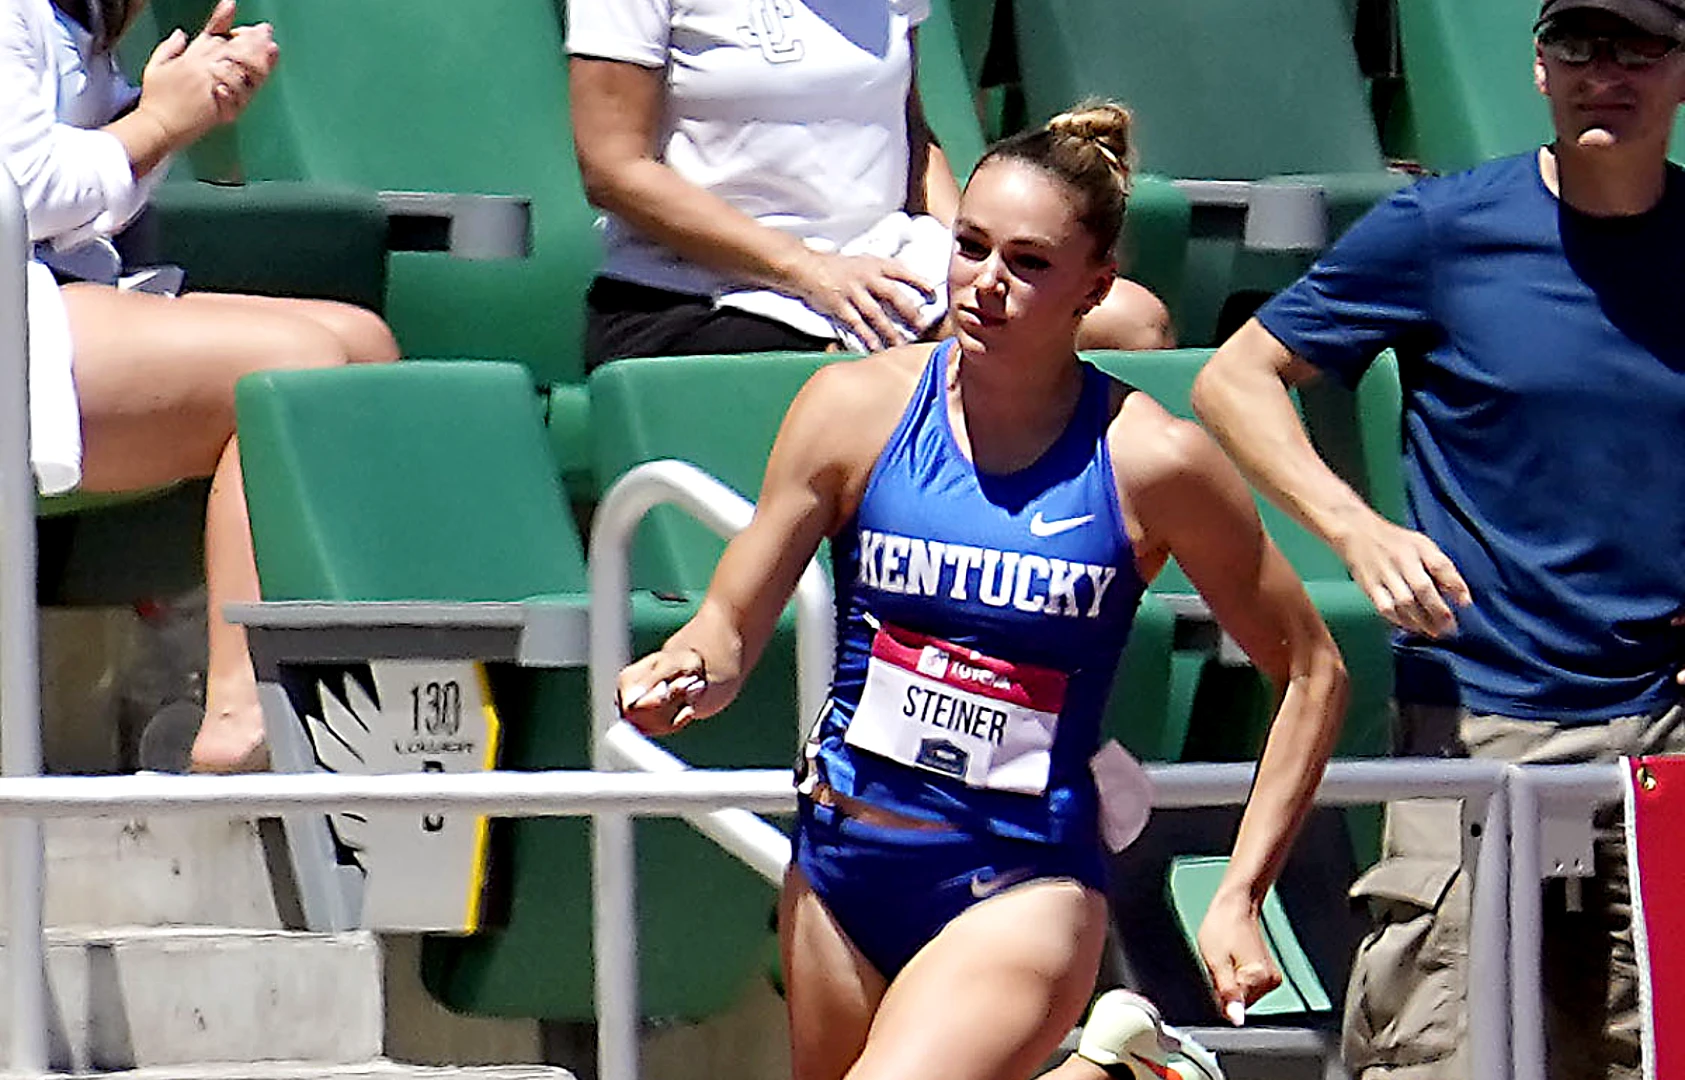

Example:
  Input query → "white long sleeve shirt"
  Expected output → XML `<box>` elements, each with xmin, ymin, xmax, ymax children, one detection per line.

<box><xmin>1</xmin><ymin>0</ymin><xmax>164</xmax><ymax>257</ymax></box>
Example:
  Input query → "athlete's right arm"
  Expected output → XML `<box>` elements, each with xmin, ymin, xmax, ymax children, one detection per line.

<box><xmin>1193</xmin><ymin>318</ymin><xmax>1469</xmax><ymax>639</ymax></box>
<box><xmin>615</xmin><ymin>353</ymin><xmax>919</xmax><ymax>736</ymax></box>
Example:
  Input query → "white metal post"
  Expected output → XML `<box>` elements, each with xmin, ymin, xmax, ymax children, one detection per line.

<box><xmin>0</xmin><ymin>167</ymin><xmax>50</xmax><ymax>1076</ymax></box>
<box><xmin>587</xmin><ymin>460</ymin><xmax>837</xmax><ymax>1080</ymax></box>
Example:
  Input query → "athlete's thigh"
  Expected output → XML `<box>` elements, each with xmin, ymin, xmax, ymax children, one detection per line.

<box><xmin>848</xmin><ymin>880</ymin><xmax>1107</xmax><ymax>1080</ymax></box>
<box><xmin>780</xmin><ymin>864</ymin><xmax>888</xmax><ymax>1080</ymax></box>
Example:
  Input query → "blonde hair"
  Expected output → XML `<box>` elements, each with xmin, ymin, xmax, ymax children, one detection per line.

<box><xmin>974</xmin><ymin>99</ymin><xmax>1136</xmax><ymax>258</ymax></box>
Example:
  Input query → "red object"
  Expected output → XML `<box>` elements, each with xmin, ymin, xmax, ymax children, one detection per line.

<box><xmin>1625</xmin><ymin>756</ymin><xmax>1685</xmax><ymax>1080</ymax></box>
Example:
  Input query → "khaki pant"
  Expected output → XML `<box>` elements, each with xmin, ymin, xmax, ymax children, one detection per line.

<box><xmin>1342</xmin><ymin>704</ymin><xmax>1684</xmax><ymax>1080</ymax></box>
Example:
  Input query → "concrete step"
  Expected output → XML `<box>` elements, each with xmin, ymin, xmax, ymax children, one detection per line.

<box><xmin>0</xmin><ymin>928</ymin><xmax>381</xmax><ymax>1072</ymax></box>
<box><xmin>0</xmin><ymin>816</ymin><xmax>282</xmax><ymax>929</ymax></box>
<box><xmin>53</xmin><ymin>1064</ymin><xmax>573</xmax><ymax>1080</ymax></box>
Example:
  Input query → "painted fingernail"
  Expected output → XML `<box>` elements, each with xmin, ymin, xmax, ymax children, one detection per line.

<box><xmin>1225</xmin><ymin>1001</ymin><xmax>1246</xmax><ymax>1026</ymax></box>
<box><xmin>622</xmin><ymin>684</ymin><xmax>647</xmax><ymax>707</ymax></box>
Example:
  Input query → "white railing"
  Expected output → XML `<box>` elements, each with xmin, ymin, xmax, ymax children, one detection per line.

<box><xmin>1</xmin><ymin>166</ymin><xmax>51</xmax><ymax>1077</ymax></box>
<box><xmin>586</xmin><ymin>461</ymin><xmax>833</xmax><ymax>1080</ymax></box>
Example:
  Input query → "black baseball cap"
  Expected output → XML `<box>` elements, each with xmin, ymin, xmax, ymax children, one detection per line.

<box><xmin>1536</xmin><ymin>0</ymin><xmax>1685</xmax><ymax>42</ymax></box>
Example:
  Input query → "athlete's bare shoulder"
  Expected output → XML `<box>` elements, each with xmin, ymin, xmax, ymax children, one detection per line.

<box><xmin>764</xmin><ymin>343</ymin><xmax>939</xmax><ymax>527</ymax></box>
<box><xmin>799</xmin><ymin>343</ymin><xmax>932</xmax><ymax>415</ymax></box>
<box><xmin>780</xmin><ymin>343</ymin><xmax>937</xmax><ymax>462</ymax></box>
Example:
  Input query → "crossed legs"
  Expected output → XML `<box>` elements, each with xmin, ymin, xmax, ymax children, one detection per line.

<box><xmin>61</xmin><ymin>284</ymin><xmax>399</xmax><ymax>772</ymax></box>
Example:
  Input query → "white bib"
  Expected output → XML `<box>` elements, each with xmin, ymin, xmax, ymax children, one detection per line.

<box><xmin>845</xmin><ymin>623</ymin><xmax>1066</xmax><ymax>795</ymax></box>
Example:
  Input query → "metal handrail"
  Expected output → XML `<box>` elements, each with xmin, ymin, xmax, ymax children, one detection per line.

<box><xmin>586</xmin><ymin>460</ymin><xmax>835</xmax><ymax>1080</ymax></box>
<box><xmin>1508</xmin><ymin>763</ymin><xmax>1625</xmax><ymax>1080</ymax></box>
<box><xmin>0</xmin><ymin>758</ymin><xmax>1513</xmax><ymax>1079</ymax></box>
<box><xmin>1</xmin><ymin>165</ymin><xmax>49</xmax><ymax>1077</ymax></box>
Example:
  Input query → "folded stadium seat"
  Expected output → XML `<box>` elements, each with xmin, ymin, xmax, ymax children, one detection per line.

<box><xmin>235</xmin><ymin>362</ymin><xmax>781</xmax><ymax>1020</ymax></box>
<box><xmin>1012</xmin><ymin>0</ymin><xmax>1409</xmax><ymax>347</ymax></box>
<box><xmin>1297</xmin><ymin>350</ymin><xmax>1405</xmax><ymax>525</ymax></box>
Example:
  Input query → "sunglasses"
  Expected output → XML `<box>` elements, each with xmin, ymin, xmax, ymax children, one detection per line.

<box><xmin>1538</xmin><ymin>26</ymin><xmax>1682</xmax><ymax>69</ymax></box>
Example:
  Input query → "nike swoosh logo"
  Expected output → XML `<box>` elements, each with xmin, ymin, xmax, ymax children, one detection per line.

<box><xmin>970</xmin><ymin>866</ymin><xmax>1034</xmax><ymax>899</ymax></box>
<box><xmin>1029</xmin><ymin>511</ymin><xmax>1095</xmax><ymax>538</ymax></box>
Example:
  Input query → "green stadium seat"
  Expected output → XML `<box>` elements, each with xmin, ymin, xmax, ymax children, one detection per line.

<box><xmin>1391</xmin><ymin>0</ymin><xmax>1550</xmax><ymax>172</ymax></box>
<box><xmin>1167</xmin><ymin>855</ymin><xmax>1333</xmax><ymax>1016</ymax></box>
<box><xmin>235</xmin><ymin>362</ymin><xmax>781</xmax><ymax>1020</ymax></box>
<box><xmin>133</xmin><ymin>0</ymin><xmax>599</xmax><ymax>504</ymax></box>
<box><xmin>1011</xmin><ymin>0</ymin><xmax>1406</xmax><ymax>346</ymax></box>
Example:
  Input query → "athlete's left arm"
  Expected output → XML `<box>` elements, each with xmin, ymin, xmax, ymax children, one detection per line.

<box><xmin>1119</xmin><ymin>399</ymin><xmax>1349</xmax><ymax>1017</ymax></box>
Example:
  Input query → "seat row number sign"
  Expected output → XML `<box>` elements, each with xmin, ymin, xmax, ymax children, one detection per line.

<box><xmin>277</xmin><ymin>659</ymin><xmax>501</xmax><ymax>933</ymax></box>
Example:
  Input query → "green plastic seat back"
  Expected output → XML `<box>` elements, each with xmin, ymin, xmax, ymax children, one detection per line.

<box><xmin>1168</xmin><ymin>855</ymin><xmax>1333</xmax><ymax>1015</ymax></box>
<box><xmin>1393</xmin><ymin>0</ymin><xmax>1548</xmax><ymax>172</ymax></box>
<box><xmin>236</xmin><ymin>362</ymin><xmax>585</xmax><ymax>601</ymax></box>
<box><xmin>1396</xmin><ymin>0</ymin><xmax>1685</xmax><ymax>171</ymax></box>
<box><xmin>144</xmin><ymin>0</ymin><xmax>597</xmax><ymax>386</ymax></box>
<box><xmin>919</xmin><ymin>0</ymin><xmax>990</xmax><ymax>179</ymax></box>
<box><xmin>1012</xmin><ymin>0</ymin><xmax>1384</xmax><ymax>179</ymax></box>
<box><xmin>1081</xmin><ymin>350</ymin><xmax>1351</xmax><ymax>586</ymax></box>
<box><xmin>589</xmin><ymin>352</ymin><xmax>844</xmax><ymax>593</ymax></box>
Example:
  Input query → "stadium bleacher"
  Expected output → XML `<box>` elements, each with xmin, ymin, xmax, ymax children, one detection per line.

<box><xmin>19</xmin><ymin>0</ymin><xmax>1516</xmax><ymax>1075</ymax></box>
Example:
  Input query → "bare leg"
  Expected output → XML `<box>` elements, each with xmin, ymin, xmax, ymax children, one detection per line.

<box><xmin>61</xmin><ymin>284</ymin><xmax>393</xmax><ymax>770</ymax></box>
<box><xmin>186</xmin><ymin>292</ymin><xmax>401</xmax><ymax>364</ymax></box>
<box><xmin>844</xmin><ymin>880</ymin><xmax>1108</xmax><ymax>1080</ymax></box>
<box><xmin>780</xmin><ymin>864</ymin><xmax>888</xmax><ymax>1080</ymax></box>
<box><xmin>192</xmin><ymin>436</ymin><xmax>266</xmax><ymax>771</ymax></box>
<box><xmin>1077</xmin><ymin>278</ymin><xmax>1176</xmax><ymax>351</ymax></box>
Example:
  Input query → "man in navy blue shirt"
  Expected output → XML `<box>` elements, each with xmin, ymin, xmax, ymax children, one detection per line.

<box><xmin>1193</xmin><ymin>1</ymin><xmax>1685</xmax><ymax>1077</ymax></box>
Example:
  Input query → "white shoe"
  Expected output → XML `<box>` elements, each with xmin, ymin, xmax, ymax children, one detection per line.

<box><xmin>1074</xmin><ymin>989</ymin><xmax>1226</xmax><ymax>1080</ymax></box>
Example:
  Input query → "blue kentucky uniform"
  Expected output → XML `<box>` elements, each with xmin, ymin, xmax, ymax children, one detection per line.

<box><xmin>793</xmin><ymin>339</ymin><xmax>1147</xmax><ymax>977</ymax></box>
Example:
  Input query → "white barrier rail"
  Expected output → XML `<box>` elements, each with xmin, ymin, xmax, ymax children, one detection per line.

<box><xmin>1</xmin><ymin>166</ymin><xmax>50</xmax><ymax>1077</ymax></box>
<box><xmin>1508</xmin><ymin>763</ymin><xmax>1625</xmax><ymax>1080</ymax></box>
<box><xmin>0</xmin><ymin>760</ymin><xmax>1512</xmax><ymax>1080</ymax></box>
<box><xmin>587</xmin><ymin>461</ymin><xmax>834</xmax><ymax>1080</ymax></box>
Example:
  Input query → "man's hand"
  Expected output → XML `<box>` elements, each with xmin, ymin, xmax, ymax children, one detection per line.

<box><xmin>1333</xmin><ymin>508</ymin><xmax>1472</xmax><ymax>638</ymax></box>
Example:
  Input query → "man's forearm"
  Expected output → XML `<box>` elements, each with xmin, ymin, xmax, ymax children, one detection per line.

<box><xmin>1192</xmin><ymin>320</ymin><xmax>1377</xmax><ymax>554</ymax></box>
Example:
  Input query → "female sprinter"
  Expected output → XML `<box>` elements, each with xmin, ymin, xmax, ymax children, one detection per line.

<box><xmin>616</xmin><ymin>102</ymin><xmax>1347</xmax><ymax>1080</ymax></box>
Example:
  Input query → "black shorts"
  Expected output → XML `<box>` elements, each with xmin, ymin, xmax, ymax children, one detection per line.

<box><xmin>584</xmin><ymin>277</ymin><xmax>835</xmax><ymax>372</ymax></box>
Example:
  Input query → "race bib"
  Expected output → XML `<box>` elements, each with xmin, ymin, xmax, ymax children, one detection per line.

<box><xmin>846</xmin><ymin>623</ymin><xmax>1066</xmax><ymax>794</ymax></box>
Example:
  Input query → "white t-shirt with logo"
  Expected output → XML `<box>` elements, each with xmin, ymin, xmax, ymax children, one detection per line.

<box><xmin>566</xmin><ymin>0</ymin><xmax>930</xmax><ymax>310</ymax></box>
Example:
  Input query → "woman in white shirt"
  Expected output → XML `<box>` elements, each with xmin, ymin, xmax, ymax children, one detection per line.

<box><xmin>567</xmin><ymin>0</ymin><xmax>1172</xmax><ymax>368</ymax></box>
<box><xmin>3</xmin><ymin>0</ymin><xmax>399</xmax><ymax>773</ymax></box>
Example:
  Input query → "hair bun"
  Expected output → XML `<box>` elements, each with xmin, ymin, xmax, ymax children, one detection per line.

<box><xmin>1046</xmin><ymin>100</ymin><xmax>1134</xmax><ymax>192</ymax></box>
